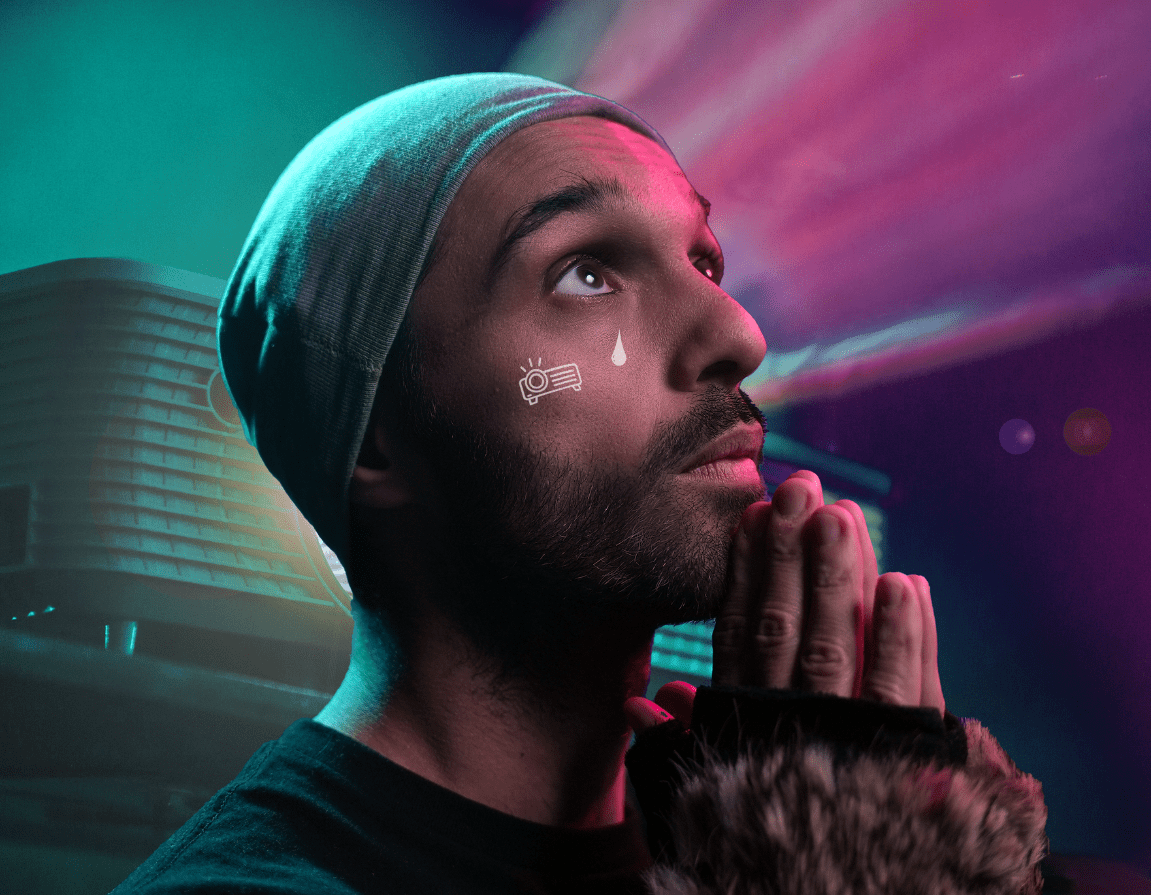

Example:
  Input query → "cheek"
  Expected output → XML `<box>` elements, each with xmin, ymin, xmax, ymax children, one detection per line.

<box><xmin>512</xmin><ymin>329</ymin><xmax>666</xmax><ymax>460</ymax></box>
<box><xmin>428</xmin><ymin>315</ymin><xmax>668</xmax><ymax>461</ymax></box>
<box><xmin>514</xmin><ymin>356</ymin><xmax>585</xmax><ymax>408</ymax></box>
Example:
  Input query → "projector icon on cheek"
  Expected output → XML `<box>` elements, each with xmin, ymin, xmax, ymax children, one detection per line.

<box><xmin>519</xmin><ymin>359</ymin><xmax>582</xmax><ymax>405</ymax></box>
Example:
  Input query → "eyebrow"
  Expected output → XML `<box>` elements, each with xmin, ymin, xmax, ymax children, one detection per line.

<box><xmin>486</xmin><ymin>174</ymin><xmax>712</xmax><ymax>287</ymax></box>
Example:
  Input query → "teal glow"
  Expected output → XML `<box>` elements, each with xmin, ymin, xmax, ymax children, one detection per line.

<box><xmin>0</xmin><ymin>0</ymin><xmax>526</xmax><ymax>278</ymax></box>
<box><xmin>743</xmin><ymin>308</ymin><xmax>970</xmax><ymax>393</ymax></box>
<box><xmin>652</xmin><ymin>621</ymin><xmax>715</xmax><ymax>680</ymax></box>
<box><xmin>103</xmin><ymin>621</ymin><xmax>137</xmax><ymax>655</ymax></box>
<box><xmin>762</xmin><ymin>432</ymin><xmax>892</xmax><ymax>496</ymax></box>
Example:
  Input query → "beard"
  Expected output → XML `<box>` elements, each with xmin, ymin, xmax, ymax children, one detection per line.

<box><xmin>386</xmin><ymin>379</ymin><xmax>766</xmax><ymax>679</ymax></box>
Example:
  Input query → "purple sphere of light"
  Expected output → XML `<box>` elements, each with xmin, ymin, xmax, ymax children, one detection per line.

<box><xmin>999</xmin><ymin>418</ymin><xmax>1035</xmax><ymax>454</ymax></box>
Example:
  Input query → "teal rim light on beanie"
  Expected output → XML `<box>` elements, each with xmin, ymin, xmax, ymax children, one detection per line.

<box><xmin>217</xmin><ymin>73</ymin><xmax>671</xmax><ymax>566</ymax></box>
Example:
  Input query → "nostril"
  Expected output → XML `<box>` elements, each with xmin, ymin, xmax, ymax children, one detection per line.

<box><xmin>698</xmin><ymin>358</ymin><xmax>742</xmax><ymax>384</ymax></box>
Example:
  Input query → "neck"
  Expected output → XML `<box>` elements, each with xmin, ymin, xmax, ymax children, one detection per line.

<box><xmin>316</xmin><ymin>595</ymin><xmax>655</xmax><ymax>829</ymax></box>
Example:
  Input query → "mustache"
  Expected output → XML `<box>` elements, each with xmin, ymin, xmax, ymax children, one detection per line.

<box><xmin>641</xmin><ymin>387</ymin><xmax>766</xmax><ymax>477</ymax></box>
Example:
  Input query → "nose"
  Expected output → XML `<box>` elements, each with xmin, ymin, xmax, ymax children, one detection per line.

<box><xmin>668</xmin><ymin>281</ymin><xmax>767</xmax><ymax>392</ymax></box>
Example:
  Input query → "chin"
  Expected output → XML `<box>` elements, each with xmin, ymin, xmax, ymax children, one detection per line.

<box><xmin>613</xmin><ymin>515</ymin><xmax>738</xmax><ymax>625</ymax></box>
<box><xmin>655</xmin><ymin>488</ymin><xmax>760</xmax><ymax>621</ymax></box>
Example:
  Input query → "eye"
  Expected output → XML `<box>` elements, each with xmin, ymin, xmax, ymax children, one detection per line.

<box><xmin>555</xmin><ymin>261</ymin><xmax>614</xmax><ymax>297</ymax></box>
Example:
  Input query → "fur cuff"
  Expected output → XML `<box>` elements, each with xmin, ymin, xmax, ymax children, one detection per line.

<box><xmin>645</xmin><ymin>718</ymin><xmax>1047</xmax><ymax>895</ymax></box>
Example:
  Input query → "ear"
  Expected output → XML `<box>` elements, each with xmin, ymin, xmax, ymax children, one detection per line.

<box><xmin>349</xmin><ymin>416</ymin><xmax>416</xmax><ymax>510</ymax></box>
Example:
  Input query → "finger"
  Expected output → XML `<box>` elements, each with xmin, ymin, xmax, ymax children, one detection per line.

<box><xmin>912</xmin><ymin>575</ymin><xmax>946</xmax><ymax>713</ymax></box>
<box><xmin>752</xmin><ymin>473</ymin><xmax>824</xmax><ymax>688</ymax></box>
<box><xmin>797</xmin><ymin>504</ymin><xmax>862</xmax><ymax>696</ymax></box>
<box><xmin>860</xmin><ymin>573</ymin><xmax>923</xmax><ymax>705</ymax></box>
<box><xmin>713</xmin><ymin>501</ymin><xmax>770</xmax><ymax>686</ymax></box>
<box><xmin>836</xmin><ymin>499</ymin><xmax>878</xmax><ymax>697</ymax></box>
<box><xmin>787</xmin><ymin>469</ymin><xmax>823</xmax><ymax>487</ymax></box>
<box><xmin>654</xmin><ymin>681</ymin><xmax>697</xmax><ymax>725</ymax></box>
<box><xmin>623</xmin><ymin>696</ymin><xmax>676</xmax><ymax>734</ymax></box>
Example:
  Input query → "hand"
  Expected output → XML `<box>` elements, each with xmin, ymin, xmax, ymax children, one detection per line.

<box><xmin>624</xmin><ymin>680</ymin><xmax>698</xmax><ymax>734</ymax></box>
<box><xmin>714</xmin><ymin>470</ymin><xmax>944</xmax><ymax>710</ymax></box>
<box><xmin>626</xmin><ymin>471</ymin><xmax>944</xmax><ymax>735</ymax></box>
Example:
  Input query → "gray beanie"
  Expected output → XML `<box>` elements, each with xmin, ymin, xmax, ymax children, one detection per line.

<box><xmin>218</xmin><ymin>73</ymin><xmax>671</xmax><ymax>564</ymax></box>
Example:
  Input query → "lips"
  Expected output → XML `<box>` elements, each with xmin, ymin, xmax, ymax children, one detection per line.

<box><xmin>679</xmin><ymin>423</ymin><xmax>765</xmax><ymax>475</ymax></box>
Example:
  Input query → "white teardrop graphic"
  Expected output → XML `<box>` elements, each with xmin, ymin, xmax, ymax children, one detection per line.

<box><xmin>611</xmin><ymin>330</ymin><xmax>627</xmax><ymax>366</ymax></box>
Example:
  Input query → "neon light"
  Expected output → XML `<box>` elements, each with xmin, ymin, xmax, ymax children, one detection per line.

<box><xmin>762</xmin><ymin>432</ymin><xmax>891</xmax><ymax>495</ymax></box>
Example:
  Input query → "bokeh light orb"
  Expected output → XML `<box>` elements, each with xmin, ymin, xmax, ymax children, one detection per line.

<box><xmin>1064</xmin><ymin>407</ymin><xmax>1112</xmax><ymax>456</ymax></box>
<box><xmin>999</xmin><ymin>418</ymin><xmax>1035</xmax><ymax>455</ymax></box>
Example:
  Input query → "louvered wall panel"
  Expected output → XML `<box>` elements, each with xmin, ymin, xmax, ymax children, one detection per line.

<box><xmin>0</xmin><ymin>259</ymin><xmax>351</xmax><ymax>652</ymax></box>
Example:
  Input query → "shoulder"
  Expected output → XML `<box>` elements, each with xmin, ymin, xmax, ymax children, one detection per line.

<box><xmin>111</xmin><ymin>724</ymin><xmax>368</xmax><ymax>894</ymax></box>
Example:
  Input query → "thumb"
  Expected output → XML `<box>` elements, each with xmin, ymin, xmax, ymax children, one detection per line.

<box><xmin>624</xmin><ymin>681</ymin><xmax>698</xmax><ymax>734</ymax></box>
<box><xmin>624</xmin><ymin>696</ymin><xmax>675</xmax><ymax>734</ymax></box>
<box><xmin>653</xmin><ymin>680</ymin><xmax>697</xmax><ymax>724</ymax></box>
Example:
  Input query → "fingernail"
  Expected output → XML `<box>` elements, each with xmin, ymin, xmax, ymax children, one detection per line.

<box><xmin>814</xmin><ymin>511</ymin><xmax>842</xmax><ymax>543</ymax></box>
<box><xmin>879</xmin><ymin>577</ymin><xmax>908</xmax><ymax>608</ymax></box>
<box><xmin>772</xmin><ymin>485</ymin><xmax>806</xmax><ymax>519</ymax></box>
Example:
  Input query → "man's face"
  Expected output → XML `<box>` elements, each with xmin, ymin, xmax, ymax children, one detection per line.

<box><xmin>384</xmin><ymin>116</ymin><xmax>768</xmax><ymax>640</ymax></box>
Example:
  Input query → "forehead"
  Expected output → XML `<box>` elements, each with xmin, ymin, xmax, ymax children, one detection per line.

<box><xmin>444</xmin><ymin>116</ymin><xmax>694</xmax><ymax>236</ymax></box>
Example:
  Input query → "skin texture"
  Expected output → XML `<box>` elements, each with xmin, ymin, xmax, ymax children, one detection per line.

<box><xmin>629</xmin><ymin>471</ymin><xmax>945</xmax><ymax>729</ymax></box>
<box><xmin>316</xmin><ymin>116</ymin><xmax>944</xmax><ymax>830</ymax></box>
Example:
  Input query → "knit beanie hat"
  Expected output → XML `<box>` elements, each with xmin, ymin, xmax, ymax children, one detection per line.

<box><xmin>217</xmin><ymin>73</ymin><xmax>671</xmax><ymax>564</ymax></box>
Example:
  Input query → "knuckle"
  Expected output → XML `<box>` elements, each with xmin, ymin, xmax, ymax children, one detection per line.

<box><xmin>812</xmin><ymin>560</ymin><xmax>854</xmax><ymax>591</ymax></box>
<box><xmin>874</xmin><ymin>617</ymin><xmax>915</xmax><ymax>654</ymax></box>
<box><xmin>712</xmin><ymin>617</ymin><xmax>747</xmax><ymax>651</ymax></box>
<box><xmin>753</xmin><ymin>608</ymin><xmax>800</xmax><ymax>651</ymax></box>
<box><xmin>874</xmin><ymin>596</ymin><xmax>914</xmax><ymax>642</ymax></box>
<box><xmin>768</xmin><ymin>539</ymin><xmax>802</xmax><ymax>564</ymax></box>
<box><xmin>798</xmin><ymin>638</ymin><xmax>852</xmax><ymax>680</ymax></box>
<box><xmin>863</xmin><ymin>672</ymin><xmax>909</xmax><ymax>705</ymax></box>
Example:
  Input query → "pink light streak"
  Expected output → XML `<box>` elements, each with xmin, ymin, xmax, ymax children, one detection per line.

<box><xmin>575</xmin><ymin>0</ymin><xmax>1151</xmax><ymax>399</ymax></box>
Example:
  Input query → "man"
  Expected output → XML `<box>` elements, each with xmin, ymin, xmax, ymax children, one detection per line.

<box><xmin>114</xmin><ymin>73</ymin><xmax>1047</xmax><ymax>894</ymax></box>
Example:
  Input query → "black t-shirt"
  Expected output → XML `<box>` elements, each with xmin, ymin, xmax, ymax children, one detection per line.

<box><xmin>112</xmin><ymin>719</ymin><xmax>652</xmax><ymax>894</ymax></box>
